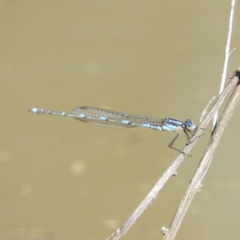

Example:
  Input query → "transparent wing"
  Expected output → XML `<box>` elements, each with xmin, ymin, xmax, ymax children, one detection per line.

<box><xmin>71</xmin><ymin>106</ymin><xmax>163</xmax><ymax>128</ymax></box>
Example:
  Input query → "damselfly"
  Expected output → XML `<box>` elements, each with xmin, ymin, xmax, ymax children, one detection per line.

<box><xmin>29</xmin><ymin>106</ymin><xmax>196</xmax><ymax>152</ymax></box>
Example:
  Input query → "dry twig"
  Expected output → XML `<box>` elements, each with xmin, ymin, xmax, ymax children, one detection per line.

<box><xmin>163</xmin><ymin>70</ymin><xmax>240</xmax><ymax>240</ymax></box>
<box><xmin>106</xmin><ymin>73</ymin><xmax>240</xmax><ymax>240</ymax></box>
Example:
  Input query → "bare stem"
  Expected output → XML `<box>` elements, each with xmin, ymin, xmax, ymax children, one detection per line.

<box><xmin>163</xmin><ymin>70</ymin><xmax>240</xmax><ymax>240</ymax></box>
<box><xmin>213</xmin><ymin>0</ymin><xmax>236</xmax><ymax>127</ymax></box>
<box><xmin>106</xmin><ymin>73</ymin><xmax>239</xmax><ymax>240</ymax></box>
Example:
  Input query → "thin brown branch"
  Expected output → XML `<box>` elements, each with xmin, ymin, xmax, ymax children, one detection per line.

<box><xmin>106</xmin><ymin>73</ymin><xmax>239</xmax><ymax>240</ymax></box>
<box><xmin>163</xmin><ymin>70</ymin><xmax>240</xmax><ymax>240</ymax></box>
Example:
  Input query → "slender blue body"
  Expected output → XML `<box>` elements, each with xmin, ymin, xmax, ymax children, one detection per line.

<box><xmin>29</xmin><ymin>106</ymin><xmax>196</xmax><ymax>132</ymax></box>
<box><xmin>29</xmin><ymin>106</ymin><xmax>196</xmax><ymax>152</ymax></box>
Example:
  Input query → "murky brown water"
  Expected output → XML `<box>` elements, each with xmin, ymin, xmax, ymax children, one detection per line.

<box><xmin>1</xmin><ymin>1</ymin><xmax>240</xmax><ymax>239</ymax></box>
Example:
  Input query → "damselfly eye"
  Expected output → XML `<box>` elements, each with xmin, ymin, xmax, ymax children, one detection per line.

<box><xmin>184</xmin><ymin>119</ymin><xmax>196</xmax><ymax>132</ymax></box>
<box><xmin>185</xmin><ymin>120</ymin><xmax>191</xmax><ymax>127</ymax></box>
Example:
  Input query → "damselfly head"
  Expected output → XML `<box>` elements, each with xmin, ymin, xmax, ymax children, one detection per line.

<box><xmin>184</xmin><ymin>119</ymin><xmax>196</xmax><ymax>132</ymax></box>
